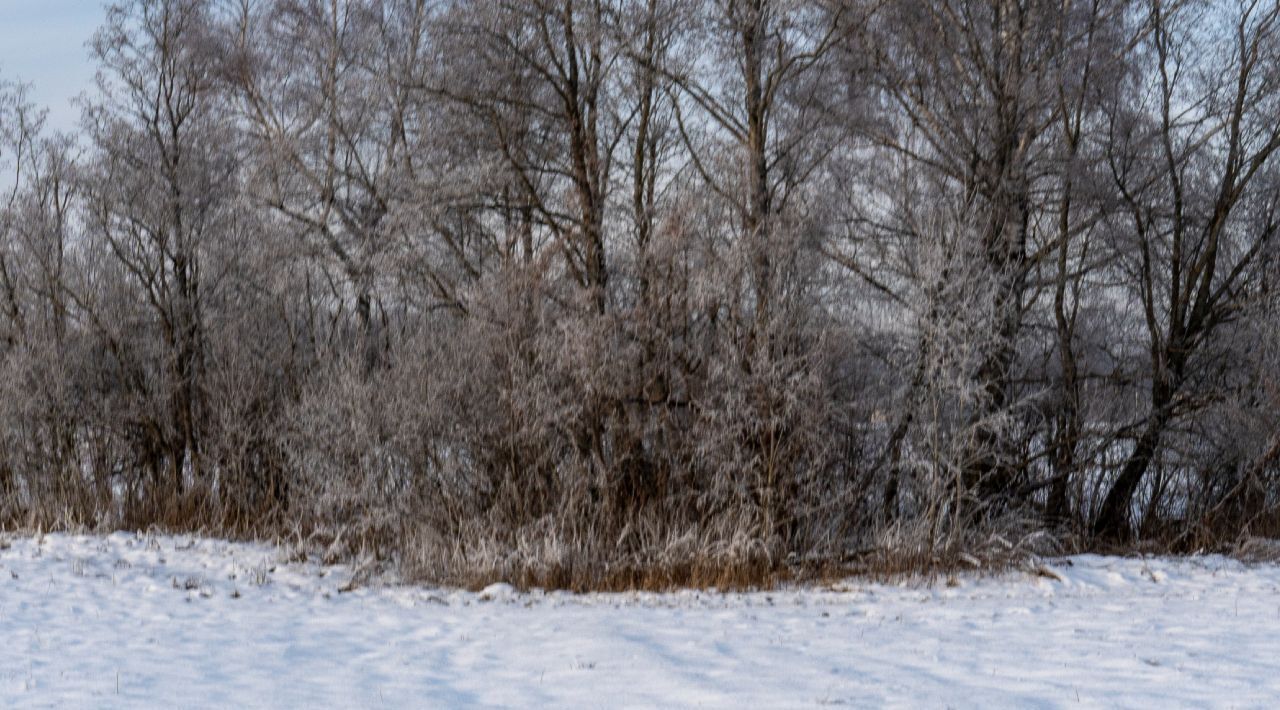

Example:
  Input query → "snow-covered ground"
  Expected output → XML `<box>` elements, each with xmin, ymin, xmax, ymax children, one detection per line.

<box><xmin>0</xmin><ymin>534</ymin><xmax>1278</xmax><ymax>708</ymax></box>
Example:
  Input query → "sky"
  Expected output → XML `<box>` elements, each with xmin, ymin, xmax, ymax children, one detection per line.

<box><xmin>0</xmin><ymin>0</ymin><xmax>106</xmax><ymax>134</ymax></box>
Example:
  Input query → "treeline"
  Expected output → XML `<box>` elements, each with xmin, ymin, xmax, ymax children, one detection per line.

<box><xmin>0</xmin><ymin>0</ymin><xmax>1278</xmax><ymax>588</ymax></box>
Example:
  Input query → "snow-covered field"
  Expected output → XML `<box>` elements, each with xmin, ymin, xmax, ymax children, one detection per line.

<box><xmin>0</xmin><ymin>534</ymin><xmax>1277</xmax><ymax>708</ymax></box>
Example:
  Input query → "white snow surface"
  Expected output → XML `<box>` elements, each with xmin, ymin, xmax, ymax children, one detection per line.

<box><xmin>0</xmin><ymin>533</ymin><xmax>1278</xmax><ymax>708</ymax></box>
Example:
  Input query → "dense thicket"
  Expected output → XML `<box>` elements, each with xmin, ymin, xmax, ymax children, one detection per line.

<box><xmin>1</xmin><ymin>0</ymin><xmax>1277</xmax><ymax>588</ymax></box>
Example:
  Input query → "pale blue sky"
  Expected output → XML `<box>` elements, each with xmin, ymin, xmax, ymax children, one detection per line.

<box><xmin>0</xmin><ymin>1</ymin><xmax>106</xmax><ymax>133</ymax></box>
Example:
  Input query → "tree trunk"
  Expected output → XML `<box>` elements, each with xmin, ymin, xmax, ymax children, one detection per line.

<box><xmin>1094</xmin><ymin>386</ymin><xmax>1174</xmax><ymax>540</ymax></box>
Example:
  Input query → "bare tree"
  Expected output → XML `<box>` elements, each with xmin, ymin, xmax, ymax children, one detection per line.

<box><xmin>1094</xmin><ymin>0</ymin><xmax>1280</xmax><ymax>539</ymax></box>
<box><xmin>432</xmin><ymin>0</ymin><xmax>630</xmax><ymax>314</ymax></box>
<box><xmin>233</xmin><ymin>0</ymin><xmax>436</xmax><ymax>368</ymax></box>
<box><xmin>78</xmin><ymin>0</ymin><xmax>239</xmax><ymax>501</ymax></box>
<box><xmin>1</xmin><ymin>0</ymin><xmax>1278</xmax><ymax>585</ymax></box>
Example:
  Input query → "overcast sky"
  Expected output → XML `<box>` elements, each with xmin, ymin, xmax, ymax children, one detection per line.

<box><xmin>0</xmin><ymin>1</ymin><xmax>106</xmax><ymax>133</ymax></box>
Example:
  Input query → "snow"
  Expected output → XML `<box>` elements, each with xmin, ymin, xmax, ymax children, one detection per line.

<box><xmin>1</xmin><ymin>533</ymin><xmax>1278</xmax><ymax>708</ymax></box>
